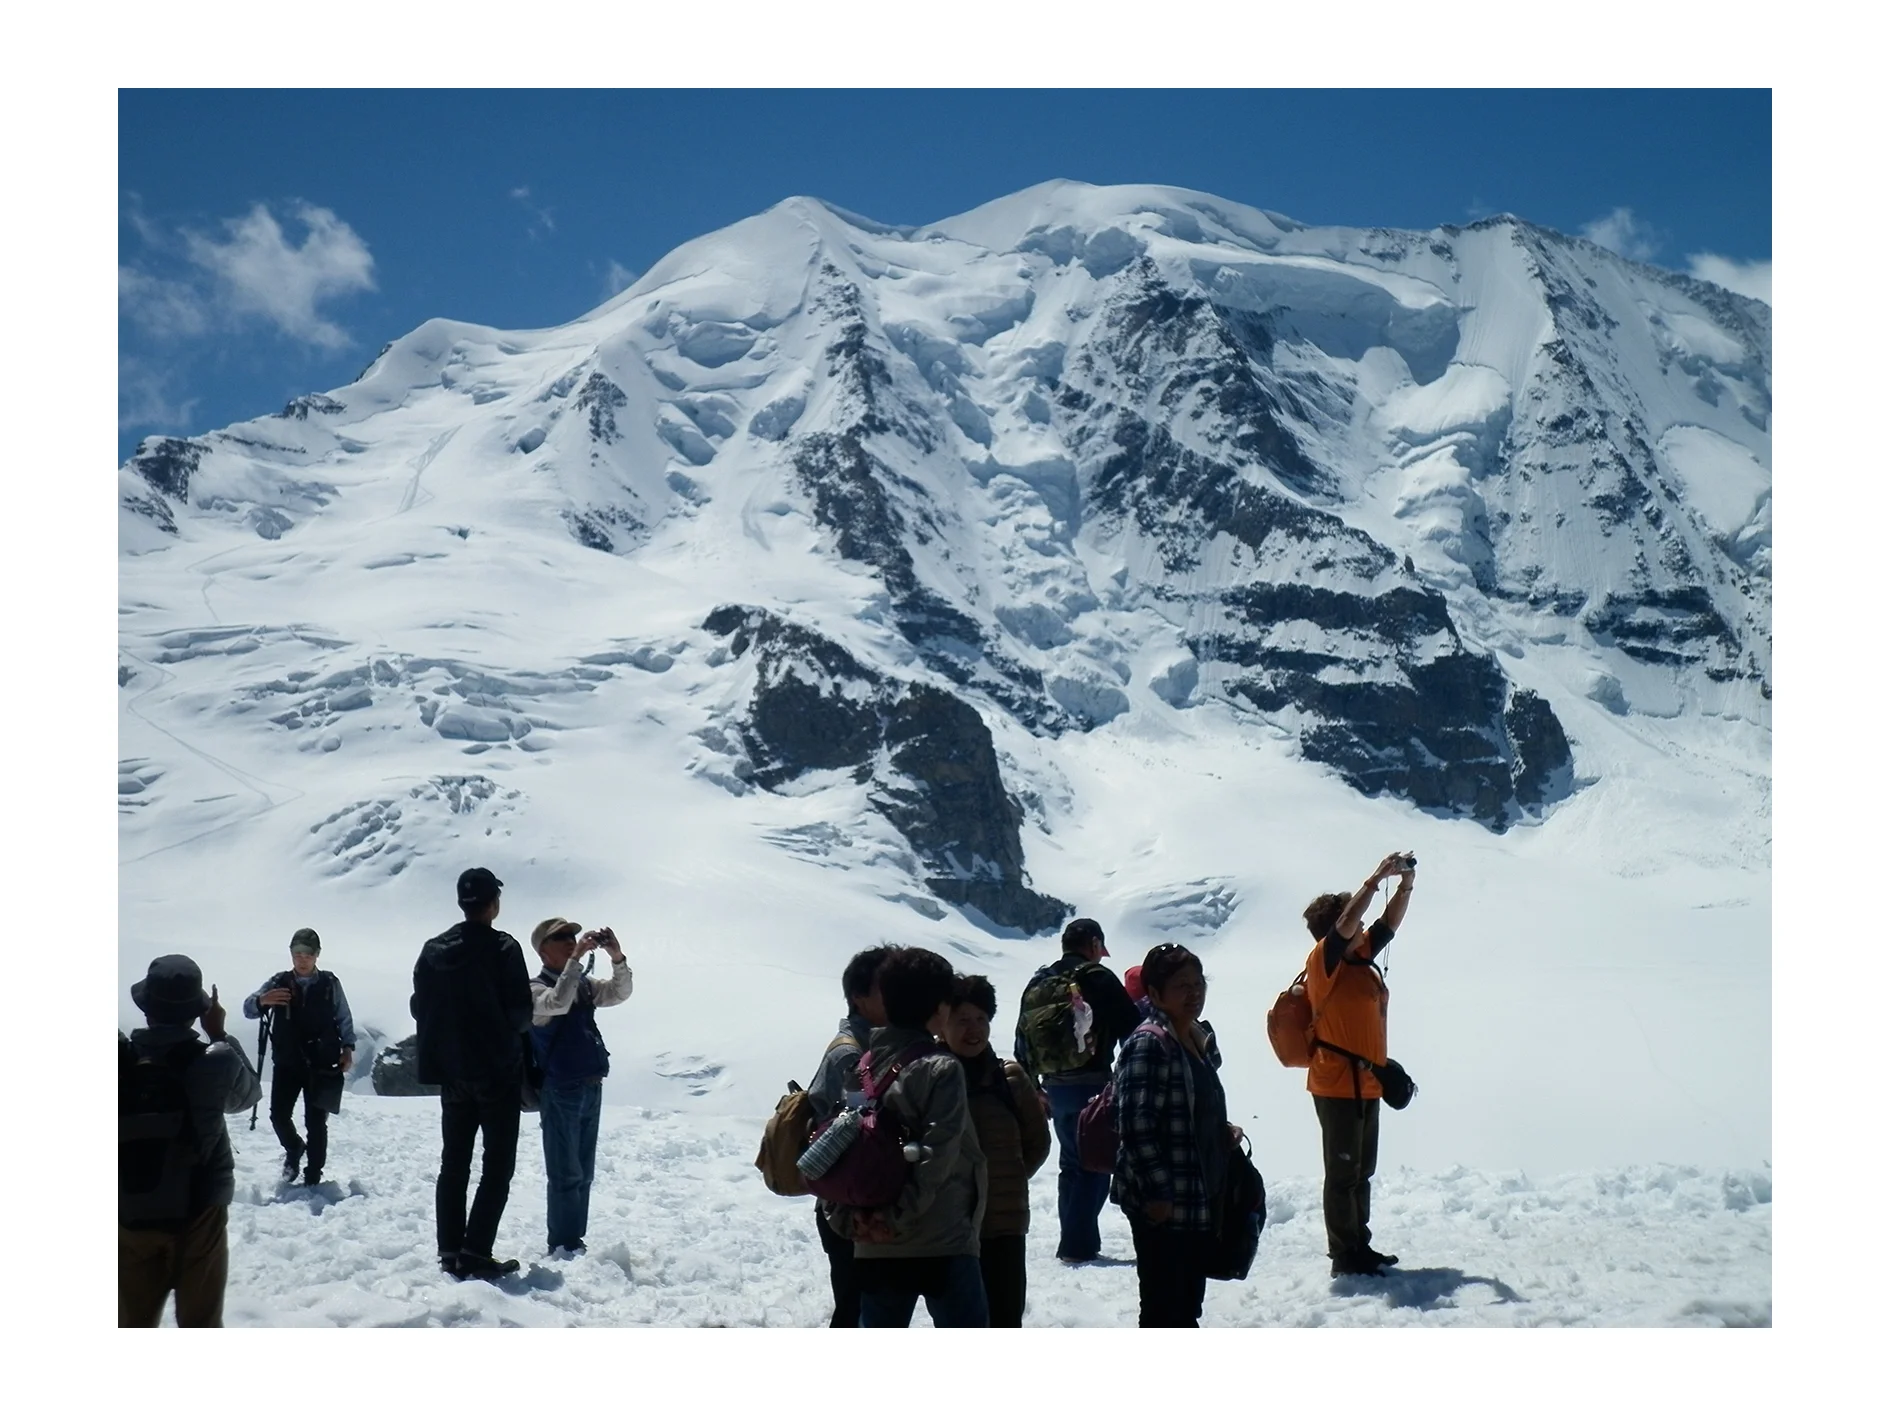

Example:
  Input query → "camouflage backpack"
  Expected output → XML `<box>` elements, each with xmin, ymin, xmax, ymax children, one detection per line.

<box><xmin>1019</xmin><ymin>961</ymin><xmax>1097</xmax><ymax>1076</ymax></box>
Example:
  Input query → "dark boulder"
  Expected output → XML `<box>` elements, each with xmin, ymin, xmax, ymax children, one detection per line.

<box><xmin>370</xmin><ymin>1034</ymin><xmax>440</xmax><ymax>1097</ymax></box>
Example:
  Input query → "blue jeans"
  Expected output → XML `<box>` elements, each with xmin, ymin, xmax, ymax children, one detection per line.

<box><xmin>539</xmin><ymin>1080</ymin><xmax>603</xmax><ymax>1251</ymax></box>
<box><xmin>856</xmin><ymin>1254</ymin><xmax>989</xmax><ymax>1328</ymax></box>
<box><xmin>1047</xmin><ymin>1081</ymin><xmax>1112</xmax><ymax>1260</ymax></box>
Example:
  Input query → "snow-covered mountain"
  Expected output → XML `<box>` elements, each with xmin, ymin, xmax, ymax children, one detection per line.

<box><xmin>118</xmin><ymin>182</ymin><xmax>1771</xmax><ymax>1185</ymax></box>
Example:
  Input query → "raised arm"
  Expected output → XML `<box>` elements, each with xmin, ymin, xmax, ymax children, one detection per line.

<box><xmin>1376</xmin><ymin>864</ymin><xmax>1415</xmax><ymax>935</ymax></box>
<box><xmin>1334</xmin><ymin>852</ymin><xmax>1410</xmax><ymax>949</ymax></box>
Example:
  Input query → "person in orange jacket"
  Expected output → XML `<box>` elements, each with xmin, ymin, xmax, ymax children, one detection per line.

<box><xmin>1300</xmin><ymin>851</ymin><xmax>1415</xmax><ymax>1277</ymax></box>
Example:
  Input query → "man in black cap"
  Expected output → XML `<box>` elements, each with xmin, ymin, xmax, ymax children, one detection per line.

<box><xmin>119</xmin><ymin>955</ymin><xmax>263</xmax><ymax>1326</ymax></box>
<box><xmin>243</xmin><ymin>927</ymin><xmax>357</xmax><ymax>1186</ymax></box>
<box><xmin>411</xmin><ymin>867</ymin><xmax>533</xmax><ymax>1280</ymax></box>
<box><xmin>1014</xmin><ymin>916</ymin><xmax>1141</xmax><ymax>1263</ymax></box>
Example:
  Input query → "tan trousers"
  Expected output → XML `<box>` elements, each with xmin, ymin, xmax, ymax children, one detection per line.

<box><xmin>118</xmin><ymin>1203</ymin><xmax>229</xmax><ymax>1327</ymax></box>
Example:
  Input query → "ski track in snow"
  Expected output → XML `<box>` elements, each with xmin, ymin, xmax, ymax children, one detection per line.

<box><xmin>209</xmin><ymin>1098</ymin><xmax>1769</xmax><ymax>1328</ymax></box>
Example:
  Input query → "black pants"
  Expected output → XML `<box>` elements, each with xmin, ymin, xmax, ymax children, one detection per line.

<box><xmin>814</xmin><ymin>1204</ymin><xmax>860</xmax><ymax>1327</ymax></box>
<box><xmin>1314</xmin><ymin>1095</ymin><xmax>1381</xmax><ymax>1260</ymax></box>
<box><xmin>979</xmin><ymin>1233</ymin><xmax>1028</xmax><ymax>1327</ymax></box>
<box><xmin>437</xmin><ymin>1079</ymin><xmax>521</xmax><ymax>1260</ymax></box>
<box><xmin>270</xmin><ymin>1066</ymin><xmax>328</xmax><ymax>1173</ymax></box>
<box><xmin>1127</xmin><ymin>1218</ymin><xmax>1213</xmax><ymax>1327</ymax></box>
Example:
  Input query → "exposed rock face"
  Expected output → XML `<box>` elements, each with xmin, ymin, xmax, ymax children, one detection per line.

<box><xmin>129</xmin><ymin>437</ymin><xmax>207</xmax><ymax>502</ymax></box>
<box><xmin>1067</xmin><ymin>265</ymin><xmax>1576</xmax><ymax>828</ymax></box>
<box><xmin>1505</xmin><ymin>688</ymin><xmax>1574</xmax><ymax>808</ymax></box>
<box><xmin>791</xmin><ymin>431</ymin><xmax>1061</xmax><ymax>731</ymax></box>
<box><xmin>875</xmin><ymin>682</ymin><xmax>1063</xmax><ymax>931</ymax></box>
<box><xmin>370</xmin><ymin>1034</ymin><xmax>440</xmax><ymax>1096</ymax></box>
<box><xmin>703</xmin><ymin>604</ymin><xmax>1067</xmax><ymax>933</ymax></box>
<box><xmin>574</xmin><ymin>373</ymin><xmax>628</xmax><ymax>444</ymax></box>
<box><xmin>278</xmin><ymin>394</ymin><xmax>346</xmax><ymax>420</ymax></box>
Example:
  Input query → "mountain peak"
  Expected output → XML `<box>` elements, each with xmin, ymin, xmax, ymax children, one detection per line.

<box><xmin>120</xmin><ymin>180</ymin><xmax>1770</xmax><ymax>945</ymax></box>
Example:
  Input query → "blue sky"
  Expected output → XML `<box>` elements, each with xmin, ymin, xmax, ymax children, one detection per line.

<box><xmin>118</xmin><ymin>89</ymin><xmax>1770</xmax><ymax>462</ymax></box>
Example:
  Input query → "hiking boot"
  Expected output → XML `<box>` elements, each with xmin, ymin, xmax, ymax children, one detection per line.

<box><xmin>1361</xmin><ymin>1247</ymin><xmax>1399</xmax><ymax>1270</ymax></box>
<box><xmin>456</xmin><ymin>1253</ymin><xmax>521</xmax><ymax>1282</ymax></box>
<box><xmin>546</xmin><ymin>1242</ymin><xmax>587</xmax><ymax>1259</ymax></box>
<box><xmin>281</xmin><ymin>1147</ymin><xmax>304</xmax><ymax>1182</ymax></box>
<box><xmin>302</xmin><ymin>1167</ymin><xmax>323</xmax><ymax>1187</ymax></box>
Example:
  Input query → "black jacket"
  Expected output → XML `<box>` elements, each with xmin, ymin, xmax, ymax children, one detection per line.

<box><xmin>410</xmin><ymin>921</ymin><xmax>532</xmax><ymax>1088</ymax></box>
<box><xmin>253</xmin><ymin>970</ymin><xmax>347</xmax><ymax>1075</ymax></box>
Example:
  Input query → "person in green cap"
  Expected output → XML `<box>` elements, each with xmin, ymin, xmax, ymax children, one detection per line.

<box><xmin>243</xmin><ymin>927</ymin><xmax>356</xmax><ymax>1186</ymax></box>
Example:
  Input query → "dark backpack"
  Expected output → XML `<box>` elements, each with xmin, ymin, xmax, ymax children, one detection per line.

<box><xmin>1019</xmin><ymin>961</ymin><xmax>1098</xmax><ymax>1076</ymax></box>
<box><xmin>1205</xmin><ymin>1134</ymin><xmax>1267</xmax><ymax>1282</ymax></box>
<box><xmin>119</xmin><ymin>1033</ymin><xmax>208</xmax><ymax>1228</ymax></box>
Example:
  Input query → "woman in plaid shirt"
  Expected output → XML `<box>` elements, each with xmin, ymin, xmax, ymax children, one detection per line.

<box><xmin>1109</xmin><ymin>943</ymin><xmax>1243</xmax><ymax>1326</ymax></box>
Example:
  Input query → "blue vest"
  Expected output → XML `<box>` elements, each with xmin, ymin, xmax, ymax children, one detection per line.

<box><xmin>531</xmin><ymin>972</ymin><xmax>611</xmax><ymax>1086</ymax></box>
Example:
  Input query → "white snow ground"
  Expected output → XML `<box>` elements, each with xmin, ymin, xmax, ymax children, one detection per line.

<box><xmin>209</xmin><ymin>1097</ymin><xmax>1769</xmax><ymax>1328</ymax></box>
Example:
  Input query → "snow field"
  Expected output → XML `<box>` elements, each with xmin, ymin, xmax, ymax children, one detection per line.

<box><xmin>211</xmin><ymin>1097</ymin><xmax>1768</xmax><ymax>1327</ymax></box>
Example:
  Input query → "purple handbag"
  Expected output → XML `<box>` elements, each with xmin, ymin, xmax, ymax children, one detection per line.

<box><xmin>801</xmin><ymin>1042</ymin><xmax>936</xmax><ymax>1208</ymax></box>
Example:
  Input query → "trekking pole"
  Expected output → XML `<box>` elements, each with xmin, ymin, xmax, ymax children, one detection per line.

<box><xmin>250</xmin><ymin>1010</ymin><xmax>272</xmax><ymax>1131</ymax></box>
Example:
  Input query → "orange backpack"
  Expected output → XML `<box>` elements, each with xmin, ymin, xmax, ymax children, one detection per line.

<box><xmin>1266</xmin><ymin>969</ymin><xmax>1316</xmax><ymax>1067</ymax></box>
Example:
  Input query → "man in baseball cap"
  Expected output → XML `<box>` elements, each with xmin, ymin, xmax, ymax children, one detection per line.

<box><xmin>120</xmin><ymin>956</ymin><xmax>263</xmax><ymax>1326</ymax></box>
<box><xmin>411</xmin><ymin>869</ymin><xmax>531</xmax><ymax>1280</ymax></box>
<box><xmin>457</xmin><ymin>867</ymin><xmax>504</xmax><ymax>907</ymax></box>
<box><xmin>1012</xmin><ymin>916</ymin><xmax>1141</xmax><ymax>1263</ymax></box>
<box><xmin>527</xmin><ymin>914</ymin><xmax>633</xmax><ymax>1256</ymax></box>
<box><xmin>242</xmin><ymin>927</ymin><xmax>357</xmax><ymax>1186</ymax></box>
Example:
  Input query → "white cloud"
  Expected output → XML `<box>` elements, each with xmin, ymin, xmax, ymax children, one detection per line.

<box><xmin>119</xmin><ymin>265</ymin><xmax>209</xmax><ymax>339</ymax></box>
<box><xmin>183</xmin><ymin>203</ymin><xmax>375</xmax><ymax>349</ymax></box>
<box><xmin>118</xmin><ymin>356</ymin><xmax>199</xmax><ymax>432</ymax></box>
<box><xmin>510</xmin><ymin>186</ymin><xmax>555</xmax><ymax>238</ymax></box>
<box><xmin>1581</xmin><ymin>207</ymin><xmax>1661</xmax><ymax>262</ymax></box>
<box><xmin>604</xmin><ymin>259</ymin><xmax>637</xmax><ymax>296</ymax></box>
<box><xmin>1686</xmin><ymin>253</ymin><xmax>1772</xmax><ymax>306</ymax></box>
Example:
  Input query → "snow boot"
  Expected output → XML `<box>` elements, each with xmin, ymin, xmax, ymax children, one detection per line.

<box><xmin>457</xmin><ymin>1253</ymin><xmax>520</xmax><ymax>1282</ymax></box>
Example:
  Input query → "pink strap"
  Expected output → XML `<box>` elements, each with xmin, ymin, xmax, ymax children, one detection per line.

<box><xmin>857</xmin><ymin>1041</ymin><xmax>934</xmax><ymax>1102</ymax></box>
